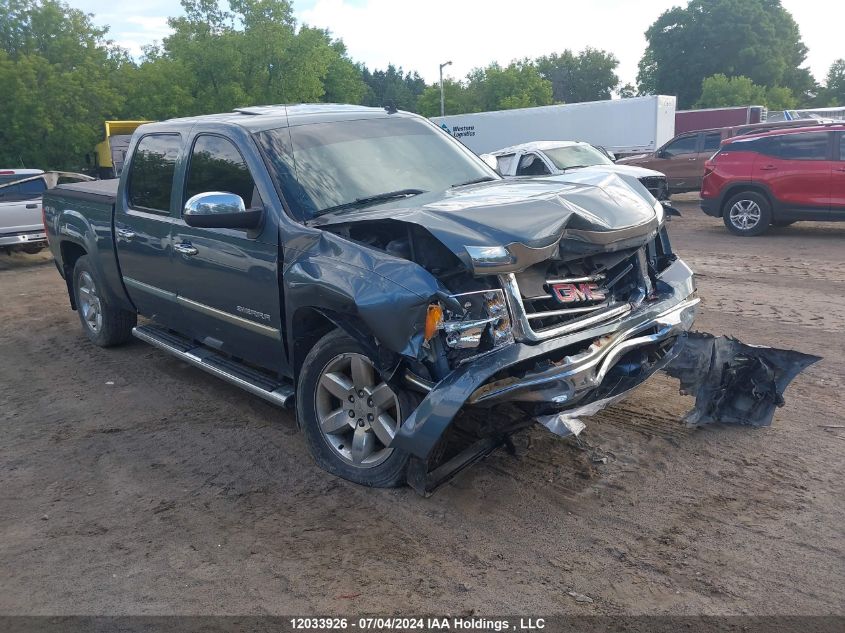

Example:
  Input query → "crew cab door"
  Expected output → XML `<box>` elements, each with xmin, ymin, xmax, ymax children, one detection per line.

<box><xmin>655</xmin><ymin>133</ymin><xmax>700</xmax><ymax>191</ymax></box>
<box><xmin>752</xmin><ymin>131</ymin><xmax>832</xmax><ymax>215</ymax></box>
<box><xmin>115</xmin><ymin>133</ymin><xmax>183</xmax><ymax>327</ymax></box>
<box><xmin>0</xmin><ymin>177</ymin><xmax>46</xmax><ymax>234</ymax></box>
<box><xmin>170</xmin><ymin>133</ymin><xmax>284</xmax><ymax>373</ymax></box>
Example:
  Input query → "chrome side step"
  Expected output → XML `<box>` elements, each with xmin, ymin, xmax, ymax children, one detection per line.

<box><xmin>132</xmin><ymin>324</ymin><xmax>295</xmax><ymax>408</ymax></box>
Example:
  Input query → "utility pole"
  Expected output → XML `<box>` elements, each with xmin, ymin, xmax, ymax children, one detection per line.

<box><xmin>439</xmin><ymin>60</ymin><xmax>452</xmax><ymax>117</ymax></box>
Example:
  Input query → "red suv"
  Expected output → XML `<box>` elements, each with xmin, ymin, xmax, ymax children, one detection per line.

<box><xmin>700</xmin><ymin>124</ymin><xmax>845</xmax><ymax>236</ymax></box>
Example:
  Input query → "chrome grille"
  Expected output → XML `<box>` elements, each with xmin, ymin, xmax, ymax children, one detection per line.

<box><xmin>500</xmin><ymin>250</ymin><xmax>650</xmax><ymax>343</ymax></box>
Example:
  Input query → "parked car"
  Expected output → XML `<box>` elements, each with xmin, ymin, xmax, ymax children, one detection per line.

<box><xmin>700</xmin><ymin>124</ymin><xmax>845</xmax><ymax>236</ymax></box>
<box><xmin>0</xmin><ymin>170</ymin><xmax>94</xmax><ymax>254</ymax></box>
<box><xmin>43</xmin><ymin>104</ymin><xmax>703</xmax><ymax>491</ymax></box>
<box><xmin>483</xmin><ymin>141</ymin><xmax>676</xmax><ymax>212</ymax></box>
<box><xmin>617</xmin><ymin>119</ymin><xmax>834</xmax><ymax>193</ymax></box>
<box><xmin>1</xmin><ymin>169</ymin><xmax>48</xmax><ymax>254</ymax></box>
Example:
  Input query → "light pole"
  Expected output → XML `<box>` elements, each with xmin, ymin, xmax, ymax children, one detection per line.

<box><xmin>439</xmin><ymin>60</ymin><xmax>452</xmax><ymax>117</ymax></box>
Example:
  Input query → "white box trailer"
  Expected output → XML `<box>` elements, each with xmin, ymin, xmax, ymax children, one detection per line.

<box><xmin>431</xmin><ymin>95</ymin><xmax>676</xmax><ymax>156</ymax></box>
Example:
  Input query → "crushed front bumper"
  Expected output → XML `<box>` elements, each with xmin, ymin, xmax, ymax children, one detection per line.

<box><xmin>392</xmin><ymin>257</ymin><xmax>698</xmax><ymax>459</ymax></box>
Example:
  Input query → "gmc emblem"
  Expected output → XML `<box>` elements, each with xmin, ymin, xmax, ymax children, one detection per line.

<box><xmin>550</xmin><ymin>282</ymin><xmax>607</xmax><ymax>304</ymax></box>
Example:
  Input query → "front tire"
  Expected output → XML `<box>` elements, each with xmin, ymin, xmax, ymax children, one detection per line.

<box><xmin>73</xmin><ymin>255</ymin><xmax>136</xmax><ymax>347</ymax></box>
<box><xmin>296</xmin><ymin>330</ymin><xmax>412</xmax><ymax>487</ymax></box>
<box><xmin>723</xmin><ymin>191</ymin><xmax>771</xmax><ymax>236</ymax></box>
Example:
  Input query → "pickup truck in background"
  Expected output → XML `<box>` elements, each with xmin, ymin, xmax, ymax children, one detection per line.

<box><xmin>1</xmin><ymin>169</ymin><xmax>92</xmax><ymax>254</ymax></box>
<box><xmin>42</xmin><ymin>104</ymin><xmax>714</xmax><ymax>492</ymax></box>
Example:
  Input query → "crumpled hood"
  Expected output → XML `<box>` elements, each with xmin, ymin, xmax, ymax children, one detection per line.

<box><xmin>311</xmin><ymin>171</ymin><xmax>660</xmax><ymax>273</ymax></box>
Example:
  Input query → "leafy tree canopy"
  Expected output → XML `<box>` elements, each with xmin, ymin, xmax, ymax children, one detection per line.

<box><xmin>536</xmin><ymin>48</ymin><xmax>619</xmax><ymax>103</ymax></box>
<box><xmin>696</xmin><ymin>74</ymin><xmax>796</xmax><ymax>110</ymax></box>
<box><xmin>638</xmin><ymin>0</ymin><xmax>814</xmax><ymax>108</ymax></box>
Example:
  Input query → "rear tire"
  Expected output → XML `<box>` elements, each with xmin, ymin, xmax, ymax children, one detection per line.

<box><xmin>22</xmin><ymin>245</ymin><xmax>44</xmax><ymax>254</ymax></box>
<box><xmin>296</xmin><ymin>330</ymin><xmax>413</xmax><ymax>487</ymax></box>
<box><xmin>723</xmin><ymin>191</ymin><xmax>772</xmax><ymax>236</ymax></box>
<box><xmin>73</xmin><ymin>255</ymin><xmax>136</xmax><ymax>347</ymax></box>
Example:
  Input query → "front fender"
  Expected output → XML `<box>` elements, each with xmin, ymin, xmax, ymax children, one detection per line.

<box><xmin>284</xmin><ymin>231</ymin><xmax>441</xmax><ymax>361</ymax></box>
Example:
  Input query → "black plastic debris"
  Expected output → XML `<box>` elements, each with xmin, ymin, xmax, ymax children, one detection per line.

<box><xmin>664</xmin><ymin>333</ymin><xmax>821</xmax><ymax>427</ymax></box>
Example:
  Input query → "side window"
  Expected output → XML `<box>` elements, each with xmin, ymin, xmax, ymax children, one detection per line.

<box><xmin>128</xmin><ymin>134</ymin><xmax>181</xmax><ymax>213</ymax></box>
<box><xmin>495</xmin><ymin>153</ymin><xmax>517</xmax><ymax>175</ymax></box>
<box><xmin>0</xmin><ymin>178</ymin><xmax>46</xmax><ymax>200</ymax></box>
<box><xmin>702</xmin><ymin>132</ymin><xmax>722</xmax><ymax>153</ymax></box>
<box><xmin>839</xmin><ymin>134</ymin><xmax>845</xmax><ymax>161</ymax></box>
<box><xmin>184</xmin><ymin>135</ymin><xmax>260</xmax><ymax>208</ymax></box>
<box><xmin>765</xmin><ymin>132</ymin><xmax>829</xmax><ymax>160</ymax></box>
<box><xmin>516</xmin><ymin>153</ymin><xmax>551</xmax><ymax>176</ymax></box>
<box><xmin>662</xmin><ymin>135</ymin><xmax>698</xmax><ymax>157</ymax></box>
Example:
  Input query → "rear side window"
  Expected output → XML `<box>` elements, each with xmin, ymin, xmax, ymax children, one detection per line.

<box><xmin>516</xmin><ymin>153</ymin><xmax>551</xmax><ymax>176</ymax></box>
<box><xmin>0</xmin><ymin>178</ymin><xmax>46</xmax><ymax>199</ymax></box>
<box><xmin>184</xmin><ymin>135</ymin><xmax>259</xmax><ymax>207</ymax></box>
<box><xmin>839</xmin><ymin>134</ymin><xmax>845</xmax><ymax>160</ymax></box>
<box><xmin>764</xmin><ymin>132</ymin><xmax>829</xmax><ymax>160</ymax></box>
<box><xmin>495</xmin><ymin>153</ymin><xmax>517</xmax><ymax>175</ymax></box>
<box><xmin>128</xmin><ymin>134</ymin><xmax>181</xmax><ymax>213</ymax></box>
<box><xmin>702</xmin><ymin>132</ymin><xmax>722</xmax><ymax>152</ymax></box>
<box><xmin>662</xmin><ymin>135</ymin><xmax>698</xmax><ymax>157</ymax></box>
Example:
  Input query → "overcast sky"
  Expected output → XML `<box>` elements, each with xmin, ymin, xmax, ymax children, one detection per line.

<box><xmin>72</xmin><ymin>0</ymin><xmax>842</xmax><ymax>87</ymax></box>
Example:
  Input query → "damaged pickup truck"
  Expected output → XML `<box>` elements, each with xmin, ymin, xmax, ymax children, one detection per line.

<box><xmin>43</xmin><ymin>105</ymin><xmax>816</xmax><ymax>493</ymax></box>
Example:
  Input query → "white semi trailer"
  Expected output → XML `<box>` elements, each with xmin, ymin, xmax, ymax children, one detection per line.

<box><xmin>431</xmin><ymin>95</ymin><xmax>676</xmax><ymax>156</ymax></box>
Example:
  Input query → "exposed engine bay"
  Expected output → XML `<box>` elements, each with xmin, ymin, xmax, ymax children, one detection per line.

<box><xmin>309</xmin><ymin>175</ymin><xmax>818</xmax><ymax>495</ymax></box>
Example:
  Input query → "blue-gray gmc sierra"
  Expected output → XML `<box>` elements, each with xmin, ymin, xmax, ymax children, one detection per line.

<box><xmin>43</xmin><ymin>104</ymin><xmax>812</xmax><ymax>494</ymax></box>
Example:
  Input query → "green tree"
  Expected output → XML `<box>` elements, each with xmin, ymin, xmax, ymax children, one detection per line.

<box><xmin>618</xmin><ymin>83</ymin><xmax>638</xmax><ymax>99</ymax></box>
<box><xmin>638</xmin><ymin>0</ymin><xmax>814</xmax><ymax>108</ymax></box>
<box><xmin>0</xmin><ymin>0</ymin><xmax>129</xmax><ymax>169</ymax></box>
<box><xmin>536</xmin><ymin>48</ymin><xmax>619</xmax><ymax>103</ymax></box>
<box><xmin>817</xmin><ymin>59</ymin><xmax>845</xmax><ymax>106</ymax></box>
<box><xmin>361</xmin><ymin>64</ymin><xmax>426</xmax><ymax>111</ymax></box>
<box><xmin>417</xmin><ymin>79</ymin><xmax>475</xmax><ymax>117</ymax></box>
<box><xmin>465</xmin><ymin>60</ymin><xmax>553</xmax><ymax>111</ymax></box>
<box><xmin>696</xmin><ymin>74</ymin><xmax>796</xmax><ymax>110</ymax></box>
<box><xmin>695</xmin><ymin>74</ymin><xmax>766</xmax><ymax>108</ymax></box>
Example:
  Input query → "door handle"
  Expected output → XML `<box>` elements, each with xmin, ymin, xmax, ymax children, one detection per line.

<box><xmin>835</xmin><ymin>167</ymin><xmax>845</xmax><ymax>172</ymax></box>
<box><xmin>759</xmin><ymin>165</ymin><xmax>778</xmax><ymax>171</ymax></box>
<box><xmin>687</xmin><ymin>157</ymin><xmax>698</xmax><ymax>161</ymax></box>
<box><xmin>174</xmin><ymin>241</ymin><xmax>198</xmax><ymax>256</ymax></box>
<box><xmin>26</xmin><ymin>203</ymin><xmax>38</xmax><ymax>209</ymax></box>
<box><xmin>116</xmin><ymin>228</ymin><xmax>136</xmax><ymax>240</ymax></box>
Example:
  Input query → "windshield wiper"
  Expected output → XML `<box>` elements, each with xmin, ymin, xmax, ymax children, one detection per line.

<box><xmin>451</xmin><ymin>176</ymin><xmax>496</xmax><ymax>188</ymax></box>
<box><xmin>314</xmin><ymin>189</ymin><xmax>427</xmax><ymax>216</ymax></box>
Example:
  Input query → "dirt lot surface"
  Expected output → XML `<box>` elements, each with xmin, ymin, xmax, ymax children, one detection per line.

<box><xmin>1</xmin><ymin>202</ymin><xmax>843</xmax><ymax>616</ymax></box>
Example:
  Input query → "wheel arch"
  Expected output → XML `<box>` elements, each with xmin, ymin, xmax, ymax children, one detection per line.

<box><xmin>289</xmin><ymin>306</ymin><xmax>399</xmax><ymax>387</ymax></box>
<box><xmin>719</xmin><ymin>183</ymin><xmax>774</xmax><ymax>217</ymax></box>
<box><xmin>59</xmin><ymin>240</ymin><xmax>88</xmax><ymax>310</ymax></box>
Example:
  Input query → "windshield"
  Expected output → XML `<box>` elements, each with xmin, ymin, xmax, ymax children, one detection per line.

<box><xmin>543</xmin><ymin>144</ymin><xmax>613</xmax><ymax>170</ymax></box>
<box><xmin>255</xmin><ymin>116</ymin><xmax>497</xmax><ymax>220</ymax></box>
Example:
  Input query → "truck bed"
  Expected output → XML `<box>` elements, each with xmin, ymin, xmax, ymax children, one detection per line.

<box><xmin>54</xmin><ymin>178</ymin><xmax>118</xmax><ymax>203</ymax></box>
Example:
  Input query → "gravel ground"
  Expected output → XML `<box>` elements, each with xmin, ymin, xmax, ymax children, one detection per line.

<box><xmin>0</xmin><ymin>202</ymin><xmax>843</xmax><ymax>616</ymax></box>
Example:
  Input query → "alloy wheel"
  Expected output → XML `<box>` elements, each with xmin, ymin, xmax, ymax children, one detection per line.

<box><xmin>314</xmin><ymin>353</ymin><xmax>401</xmax><ymax>468</ymax></box>
<box><xmin>728</xmin><ymin>199</ymin><xmax>762</xmax><ymax>230</ymax></box>
<box><xmin>77</xmin><ymin>271</ymin><xmax>103</xmax><ymax>333</ymax></box>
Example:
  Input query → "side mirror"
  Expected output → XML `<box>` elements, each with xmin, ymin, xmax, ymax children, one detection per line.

<box><xmin>183</xmin><ymin>192</ymin><xmax>263</xmax><ymax>230</ymax></box>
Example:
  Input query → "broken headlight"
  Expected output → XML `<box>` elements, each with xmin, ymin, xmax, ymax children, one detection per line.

<box><xmin>439</xmin><ymin>289</ymin><xmax>514</xmax><ymax>350</ymax></box>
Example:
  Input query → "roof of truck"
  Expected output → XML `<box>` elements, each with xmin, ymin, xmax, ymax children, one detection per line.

<box><xmin>490</xmin><ymin>141</ymin><xmax>587</xmax><ymax>155</ymax></box>
<box><xmin>161</xmin><ymin>104</ymin><xmax>407</xmax><ymax>133</ymax></box>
